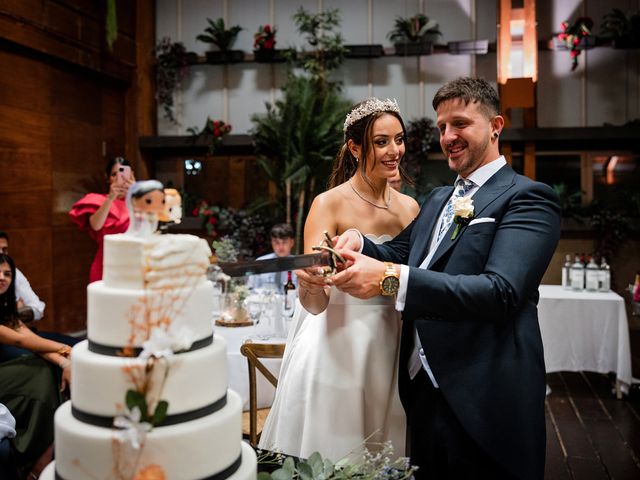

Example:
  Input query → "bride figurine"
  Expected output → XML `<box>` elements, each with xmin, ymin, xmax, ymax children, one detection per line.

<box><xmin>258</xmin><ymin>98</ymin><xmax>420</xmax><ymax>460</ymax></box>
<box><xmin>125</xmin><ymin>180</ymin><xmax>165</xmax><ymax>238</ymax></box>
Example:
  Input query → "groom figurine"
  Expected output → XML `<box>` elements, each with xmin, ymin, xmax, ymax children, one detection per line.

<box><xmin>330</xmin><ymin>77</ymin><xmax>561</xmax><ymax>479</ymax></box>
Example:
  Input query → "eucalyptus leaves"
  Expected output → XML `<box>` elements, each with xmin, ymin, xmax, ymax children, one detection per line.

<box><xmin>257</xmin><ymin>442</ymin><xmax>417</xmax><ymax>480</ymax></box>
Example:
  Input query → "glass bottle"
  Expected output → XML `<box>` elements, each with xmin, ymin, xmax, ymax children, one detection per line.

<box><xmin>570</xmin><ymin>255</ymin><xmax>584</xmax><ymax>291</ymax></box>
<box><xmin>283</xmin><ymin>271</ymin><xmax>296</xmax><ymax>317</ymax></box>
<box><xmin>598</xmin><ymin>257</ymin><xmax>610</xmax><ymax>292</ymax></box>
<box><xmin>585</xmin><ymin>256</ymin><xmax>599</xmax><ymax>291</ymax></box>
<box><xmin>562</xmin><ymin>254</ymin><xmax>572</xmax><ymax>289</ymax></box>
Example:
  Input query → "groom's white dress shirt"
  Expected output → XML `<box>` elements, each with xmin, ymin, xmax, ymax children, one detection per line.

<box><xmin>396</xmin><ymin>156</ymin><xmax>507</xmax><ymax>386</ymax></box>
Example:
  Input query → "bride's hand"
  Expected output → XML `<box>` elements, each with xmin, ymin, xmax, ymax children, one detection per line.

<box><xmin>295</xmin><ymin>267</ymin><xmax>328</xmax><ymax>294</ymax></box>
<box><xmin>333</xmin><ymin>229</ymin><xmax>362</xmax><ymax>252</ymax></box>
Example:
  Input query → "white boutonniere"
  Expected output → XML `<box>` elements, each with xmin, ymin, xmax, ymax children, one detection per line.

<box><xmin>451</xmin><ymin>196</ymin><xmax>475</xmax><ymax>240</ymax></box>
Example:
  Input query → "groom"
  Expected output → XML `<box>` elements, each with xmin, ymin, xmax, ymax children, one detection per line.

<box><xmin>329</xmin><ymin>78</ymin><xmax>560</xmax><ymax>479</ymax></box>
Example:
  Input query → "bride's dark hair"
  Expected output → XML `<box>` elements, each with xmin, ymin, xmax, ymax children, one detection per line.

<box><xmin>327</xmin><ymin>103</ymin><xmax>411</xmax><ymax>192</ymax></box>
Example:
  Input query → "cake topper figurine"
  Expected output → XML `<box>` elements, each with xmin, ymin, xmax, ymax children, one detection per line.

<box><xmin>158</xmin><ymin>188</ymin><xmax>182</xmax><ymax>234</ymax></box>
<box><xmin>125</xmin><ymin>180</ymin><xmax>165</xmax><ymax>238</ymax></box>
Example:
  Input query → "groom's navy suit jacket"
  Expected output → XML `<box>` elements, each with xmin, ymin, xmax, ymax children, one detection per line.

<box><xmin>362</xmin><ymin>165</ymin><xmax>561</xmax><ymax>480</ymax></box>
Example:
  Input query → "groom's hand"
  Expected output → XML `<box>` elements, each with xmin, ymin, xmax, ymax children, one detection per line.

<box><xmin>328</xmin><ymin>250</ymin><xmax>386</xmax><ymax>299</ymax></box>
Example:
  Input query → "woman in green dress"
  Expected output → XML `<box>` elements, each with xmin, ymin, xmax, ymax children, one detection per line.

<box><xmin>0</xmin><ymin>253</ymin><xmax>72</xmax><ymax>477</ymax></box>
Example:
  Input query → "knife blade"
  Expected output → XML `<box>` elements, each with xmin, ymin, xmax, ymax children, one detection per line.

<box><xmin>215</xmin><ymin>252</ymin><xmax>331</xmax><ymax>277</ymax></box>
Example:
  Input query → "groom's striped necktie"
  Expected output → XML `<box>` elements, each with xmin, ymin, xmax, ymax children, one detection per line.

<box><xmin>435</xmin><ymin>178</ymin><xmax>475</xmax><ymax>243</ymax></box>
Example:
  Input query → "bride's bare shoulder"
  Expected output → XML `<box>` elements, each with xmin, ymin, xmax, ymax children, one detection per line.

<box><xmin>394</xmin><ymin>190</ymin><xmax>420</xmax><ymax>216</ymax></box>
<box><xmin>311</xmin><ymin>183</ymin><xmax>350</xmax><ymax>210</ymax></box>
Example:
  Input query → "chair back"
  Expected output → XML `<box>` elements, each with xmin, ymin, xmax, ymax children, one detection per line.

<box><xmin>240</xmin><ymin>341</ymin><xmax>285</xmax><ymax>446</ymax></box>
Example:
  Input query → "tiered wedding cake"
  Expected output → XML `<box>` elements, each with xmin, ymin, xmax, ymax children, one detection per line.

<box><xmin>42</xmin><ymin>233</ymin><xmax>257</xmax><ymax>480</ymax></box>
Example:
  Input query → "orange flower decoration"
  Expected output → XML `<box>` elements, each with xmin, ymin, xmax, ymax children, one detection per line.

<box><xmin>134</xmin><ymin>465</ymin><xmax>166</xmax><ymax>480</ymax></box>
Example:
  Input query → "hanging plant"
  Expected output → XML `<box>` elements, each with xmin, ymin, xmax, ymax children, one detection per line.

<box><xmin>105</xmin><ymin>0</ymin><xmax>117</xmax><ymax>50</ymax></box>
<box><xmin>155</xmin><ymin>38</ymin><xmax>190</xmax><ymax>124</ymax></box>
<box><xmin>557</xmin><ymin>17</ymin><xmax>594</xmax><ymax>71</ymax></box>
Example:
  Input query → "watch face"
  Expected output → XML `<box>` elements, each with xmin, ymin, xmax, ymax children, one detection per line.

<box><xmin>382</xmin><ymin>276</ymin><xmax>400</xmax><ymax>295</ymax></box>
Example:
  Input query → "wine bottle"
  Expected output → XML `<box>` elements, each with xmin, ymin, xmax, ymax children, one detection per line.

<box><xmin>633</xmin><ymin>273</ymin><xmax>640</xmax><ymax>302</ymax></box>
<box><xmin>283</xmin><ymin>270</ymin><xmax>296</xmax><ymax>317</ymax></box>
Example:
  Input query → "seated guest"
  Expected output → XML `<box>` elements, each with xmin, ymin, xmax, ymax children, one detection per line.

<box><xmin>0</xmin><ymin>403</ymin><xmax>18</xmax><ymax>480</ymax></box>
<box><xmin>0</xmin><ymin>235</ymin><xmax>79</xmax><ymax>362</ymax></box>
<box><xmin>247</xmin><ymin>223</ymin><xmax>298</xmax><ymax>294</ymax></box>
<box><xmin>0</xmin><ymin>232</ymin><xmax>45</xmax><ymax>324</ymax></box>
<box><xmin>0</xmin><ymin>254</ymin><xmax>67</xmax><ymax>477</ymax></box>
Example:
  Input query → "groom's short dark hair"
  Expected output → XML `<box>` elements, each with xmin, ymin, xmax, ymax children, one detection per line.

<box><xmin>432</xmin><ymin>77</ymin><xmax>500</xmax><ymax>119</ymax></box>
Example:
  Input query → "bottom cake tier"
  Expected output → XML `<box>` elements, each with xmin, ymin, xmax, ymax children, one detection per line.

<box><xmin>44</xmin><ymin>390</ymin><xmax>256</xmax><ymax>480</ymax></box>
<box><xmin>41</xmin><ymin>441</ymin><xmax>257</xmax><ymax>480</ymax></box>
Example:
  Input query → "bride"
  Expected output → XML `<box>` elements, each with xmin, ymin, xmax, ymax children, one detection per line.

<box><xmin>258</xmin><ymin>98</ymin><xmax>420</xmax><ymax>460</ymax></box>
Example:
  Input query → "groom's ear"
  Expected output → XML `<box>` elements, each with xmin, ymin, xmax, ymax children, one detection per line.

<box><xmin>490</xmin><ymin>115</ymin><xmax>504</xmax><ymax>138</ymax></box>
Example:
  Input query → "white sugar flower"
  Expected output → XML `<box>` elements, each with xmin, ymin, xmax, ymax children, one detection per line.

<box><xmin>114</xmin><ymin>406</ymin><xmax>151</xmax><ymax>450</ymax></box>
<box><xmin>139</xmin><ymin>324</ymin><xmax>196</xmax><ymax>359</ymax></box>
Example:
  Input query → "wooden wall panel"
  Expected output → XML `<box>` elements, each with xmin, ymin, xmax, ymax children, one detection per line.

<box><xmin>0</xmin><ymin>49</ymin><xmax>51</xmax><ymax>113</ymax></box>
<box><xmin>0</xmin><ymin>1</ymin><xmax>155</xmax><ymax>333</ymax></box>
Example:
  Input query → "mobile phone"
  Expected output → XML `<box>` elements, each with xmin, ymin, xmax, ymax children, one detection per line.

<box><xmin>117</xmin><ymin>165</ymin><xmax>132</xmax><ymax>185</ymax></box>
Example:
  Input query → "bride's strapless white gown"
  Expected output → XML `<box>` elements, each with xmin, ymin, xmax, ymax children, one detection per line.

<box><xmin>258</xmin><ymin>235</ymin><xmax>405</xmax><ymax>460</ymax></box>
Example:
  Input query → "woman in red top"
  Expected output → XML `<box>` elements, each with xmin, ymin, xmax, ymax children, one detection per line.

<box><xmin>69</xmin><ymin>157</ymin><xmax>135</xmax><ymax>283</ymax></box>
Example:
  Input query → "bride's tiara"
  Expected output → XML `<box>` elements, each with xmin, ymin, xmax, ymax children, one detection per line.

<box><xmin>343</xmin><ymin>98</ymin><xmax>401</xmax><ymax>132</ymax></box>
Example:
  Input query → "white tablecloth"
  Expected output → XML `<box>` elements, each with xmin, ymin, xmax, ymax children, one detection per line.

<box><xmin>538</xmin><ymin>285</ymin><xmax>632</xmax><ymax>391</ymax></box>
<box><xmin>216</xmin><ymin>324</ymin><xmax>287</xmax><ymax>411</ymax></box>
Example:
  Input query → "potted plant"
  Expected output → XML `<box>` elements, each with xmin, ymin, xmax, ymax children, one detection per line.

<box><xmin>187</xmin><ymin>117</ymin><xmax>232</xmax><ymax>155</ymax></box>
<box><xmin>388</xmin><ymin>13</ymin><xmax>442</xmax><ymax>56</ymax></box>
<box><xmin>600</xmin><ymin>8</ymin><xmax>640</xmax><ymax>49</ymax></box>
<box><xmin>250</xmin><ymin>8</ymin><xmax>351</xmax><ymax>251</ymax></box>
<box><xmin>290</xmin><ymin>7</ymin><xmax>348</xmax><ymax>82</ymax></box>
<box><xmin>196</xmin><ymin>18</ymin><xmax>244</xmax><ymax>64</ymax></box>
<box><xmin>555</xmin><ymin>16</ymin><xmax>595</xmax><ymax>71</ymax></box>
<box><xmin>155</xmin><ymin>37</ymin><xmax>190</xmax><ymax>124</ymax></box>
<box><xmin>253</xmin><ymin>24</ymin><xmax>286</xmax><ymax>63</ymax></box>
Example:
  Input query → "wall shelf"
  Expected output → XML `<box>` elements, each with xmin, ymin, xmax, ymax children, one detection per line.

<box><xmin>140</xmin><ymin>126</ymin><xmax>640</xmax><ymax>158</ymax></box>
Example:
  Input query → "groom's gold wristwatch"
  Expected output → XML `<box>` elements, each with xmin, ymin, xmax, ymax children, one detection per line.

<box><xmin>380</xmin><ymin>262</ymin><xmax>400</xmax><ymax>296</ymax></box>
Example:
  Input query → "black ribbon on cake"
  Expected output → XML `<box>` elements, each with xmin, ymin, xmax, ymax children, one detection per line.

<box><xmin>88</xmin><ymin>334</ymin><xmax>213</xmax><ymax>356</ymax></box>
<box><xmin>55</xmin><ymin>451</ymin><xmax>243</xmax><ymax>480</ymax></box>
<box><xmin>71</xmin><ymin>392</ymin><xmax>228</xmax><ymax>428</ymax></box>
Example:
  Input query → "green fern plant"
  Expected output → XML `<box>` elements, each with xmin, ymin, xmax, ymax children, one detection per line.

<box><xmin>196</xmin><ymin>18</ymin><xmax>242</xmax><ymax>51</ymax></box>
<box><xmin>250</xmin><ymin>75</ymin><xmax>350</xmax><ymax>252</ymax></box>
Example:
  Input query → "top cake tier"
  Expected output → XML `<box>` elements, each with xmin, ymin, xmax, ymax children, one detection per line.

<box><xmin>103</xmin><ymin>233</ymin><xmax>211</xmax><ymax>290</ymax></box>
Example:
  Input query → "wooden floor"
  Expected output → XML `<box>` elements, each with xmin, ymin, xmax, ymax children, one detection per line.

<box><xmin>544</xmin><ymin>329</ymin><xmax>640</xmax><ymax>479</ymax></box>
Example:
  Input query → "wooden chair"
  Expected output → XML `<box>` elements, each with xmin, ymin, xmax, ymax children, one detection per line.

<box><xmin>239</xmin><ymin>341</ymin><xmax>285</xmax><ymax>447</ymax></box>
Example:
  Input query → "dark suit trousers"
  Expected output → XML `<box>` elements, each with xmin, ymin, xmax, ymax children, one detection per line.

<box><xmin>407</xmin><ymin>370</ymin><xmax>512</xmax><ymax>480</ymax></box>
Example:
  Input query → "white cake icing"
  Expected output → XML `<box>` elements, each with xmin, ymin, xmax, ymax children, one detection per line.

<box><xmin>46</xmin><ymin>392</ymin><xmax>252</xmax><ymax>480</ymax></box>
<box><xmin>46</xmin><ymin>232</ymin><xmax>257</xmax><ymax>480</ymax></box>
<box><xmin>71</xmin><ymin>338</ymin><xmax>228</xmax><ymax>417</ymax></box>
<box><xmin>41</xmin><ymin>442</ymin><xmax>258</xmax><ymax>480</ymax></box>
<box><xmin>87</xmin><ymin>280</ymin><xmax>214</xmax><ymax>349</ymax></box>
<box><xmin>103</xmin><ymin>233</ymin><xmax>212</xmax><ymax>290</ymax></box>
